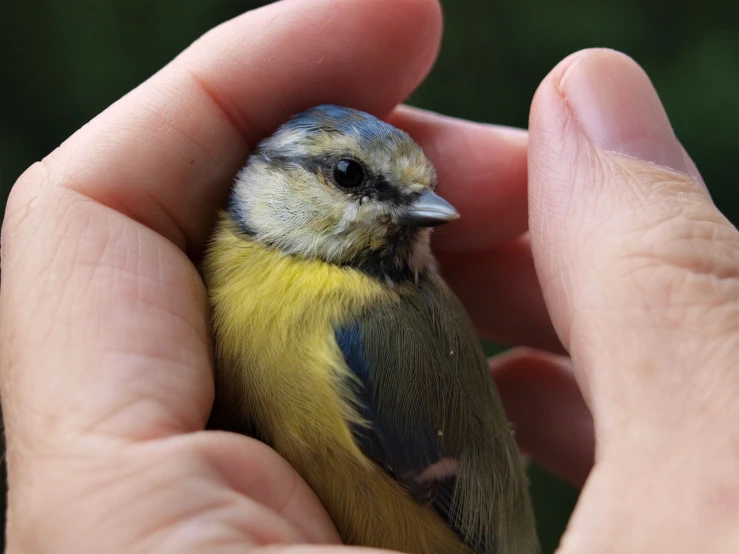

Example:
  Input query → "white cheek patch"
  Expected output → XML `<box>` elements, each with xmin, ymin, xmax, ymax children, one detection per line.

<box><xmin>234</xmin><ymin>163</ymin><xmax>356</xmax><ymax>263</ymax></box>
<box><xmin>230</xmin><ymin>148</ymin><xmax>435</xmax><ymax>267</ymax></box>
<box><xmin>232</xmin><ymin>163</ymin><xmax>261</xmax><ymax>226</ymax></box>
<box><xmin>237</xmin><ymin>167</ymin><xmax>287</xmax><ymax>227</ymax></box>
<box><xmin>335</xmin><ymin>202</ymin><xmax>359</xmax><ymax>233</ymax></box>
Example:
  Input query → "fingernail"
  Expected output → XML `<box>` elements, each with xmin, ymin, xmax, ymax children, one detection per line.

<box><xmin>559</xmin><ymin>49</ymin><xmax>688</xmax><ymax>173</ymax></box>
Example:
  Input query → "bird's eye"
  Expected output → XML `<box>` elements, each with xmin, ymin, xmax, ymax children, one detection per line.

<box><xmin>333</xmin><ymin>159</ymin><xmax>365</xmax><ymax>188</ymax></box>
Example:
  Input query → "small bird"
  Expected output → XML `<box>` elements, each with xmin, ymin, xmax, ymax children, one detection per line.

<box><xmin>204</xmin><ymin>105</ymin><xmax>539</xmax><ymax>554</ymax></box>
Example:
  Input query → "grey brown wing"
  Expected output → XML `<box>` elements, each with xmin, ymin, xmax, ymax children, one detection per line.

<box><xmin>335</xmin><ymin>274</ymin><xmax>539</xmax><ymax>554</ymax></box>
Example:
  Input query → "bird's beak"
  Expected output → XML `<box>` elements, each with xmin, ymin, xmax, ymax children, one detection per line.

<box><xmin>398</xmin><ymin>191</ymin><xmax>460</xmax><ymax>227</ymax></box>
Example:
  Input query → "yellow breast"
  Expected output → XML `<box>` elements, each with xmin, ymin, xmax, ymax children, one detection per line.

<box><xmin>203</xmin><ymin>213</ymin><xmax>470</xmax><ymax>554</ymax></box>
<box><xmin>204</xmin><ymin>214</ymin><xmax>385</xmax><ymax>455</ymax></box>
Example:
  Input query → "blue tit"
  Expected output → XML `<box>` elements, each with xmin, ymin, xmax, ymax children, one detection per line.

<box><xmin>203</xmin><ymin>105</ymin><xmax>539</xmax><ymax>554</ymax></box>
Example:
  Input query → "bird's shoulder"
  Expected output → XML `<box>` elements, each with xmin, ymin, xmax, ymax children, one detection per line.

<box><xmin>339</xmin><ymin>271</ymin><xmax>494</xmax><ymax>409</ymax></box>
<box><xmin>335</xmin><ymin>270</ymin><xmax>500</xmax><ymax>472</ymax></box>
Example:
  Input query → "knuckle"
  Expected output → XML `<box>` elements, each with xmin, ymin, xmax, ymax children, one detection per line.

<box><xmin>2</xmin><ymin>158</ymin><xmax>62</xmax><ymax>233</ymax></box>
<box><xmin>1</xmin><ymin>158</ymin><xmax>73</xmax><ymax>270</ymax></box>
<box><xmin>2</xmin><ymin>162</ymin><xmax>48</xmax><ymax>238</ymax></box>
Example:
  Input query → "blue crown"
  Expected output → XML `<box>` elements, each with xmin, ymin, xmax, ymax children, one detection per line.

<box><xmin>284</xmin><ymin>104</ymin><xmax>408</xmax><ymax>145</ymax></box>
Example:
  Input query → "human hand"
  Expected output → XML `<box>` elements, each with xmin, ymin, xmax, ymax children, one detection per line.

<box><xmin>416</xmin><ymin>49</ymin><xmax>739</xmax><ymax>552</ymax></box>
<box><xmin>0</xmin><ymin>1</ymin><xmax>441</xmax><ymax>551</ymax></box>
<box><xmin>1</xmin><ymin>1</ymin><xmax>737</xmax><ymax>554</ymax></box>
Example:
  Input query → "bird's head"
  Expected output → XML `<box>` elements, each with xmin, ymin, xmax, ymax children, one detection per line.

<box><xmin>229</xmin><ymin>105</ymin><xmax>458</xmax><ymax>281</ymax></box>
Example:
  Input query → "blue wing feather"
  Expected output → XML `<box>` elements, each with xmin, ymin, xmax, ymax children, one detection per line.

<box><xmin>335</xmin><ymin>322</ymin><xmax>386</xmax><ymax>466</ymax></box>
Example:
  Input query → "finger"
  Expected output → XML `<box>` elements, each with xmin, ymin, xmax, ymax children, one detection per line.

<box><xmin>437</xmin><ymin>235</ymin><xmax>564</xmax><ymax>353</ymax></box>
<box><xmin>388</xmin><ymin>105</ymin><xmax>529</xmax><ymax>251</ymax></box>
<box><xmin>31</xmin><ymin>0</ymin><xmax>444</xmax><ymax>253</ymax></box>
<box><xmin>0</xmin><ymin>0</ymin><xmax>443</xmax><ymax>452</ymax></box>
<box><xmin>191</xmin><ymin>433</ymin><xmax>341</xmax><ymax>544</ymax></box>
<box><xmin>528</xmin><ymin>48</ymin><xmax>739</xmax><ymax>444</ymax></box>
<box><xmin>528</xmin><ymin>50</ymin><xmax>739</xmax><ymax>552</ymax></box>
<box><xmin>489</xmin><ymin>348</ymin><xmax>594</xmax><ymax>488</ymax></box>
<box><xmin>6</xmin><ymin>433</ymin><xmax>339</xmax><ymax>551</ymax></box>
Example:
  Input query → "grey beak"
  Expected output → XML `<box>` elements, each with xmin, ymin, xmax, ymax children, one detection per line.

<box><xmin>399</xmin><ymin>191</ymin><xmax>460</xmax><ymax>227</ymax></box>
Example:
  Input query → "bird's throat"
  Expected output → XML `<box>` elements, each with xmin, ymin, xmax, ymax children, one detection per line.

<box><xmin>343</xmin><ymin>227</ymin><xmax>434</xmax><ymax>284</ymax></box>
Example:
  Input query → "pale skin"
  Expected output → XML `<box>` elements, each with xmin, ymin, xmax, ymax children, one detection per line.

<box><xmin>0</xmin><ymin>0</ymin><xmax>737</xmax><ymax>552</ymax></box>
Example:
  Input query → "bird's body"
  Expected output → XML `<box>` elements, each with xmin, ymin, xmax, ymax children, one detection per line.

<box><xmin>204</xmin><ymin>105</ymin><xmax>539</xmax><ymax>554</ymax></box>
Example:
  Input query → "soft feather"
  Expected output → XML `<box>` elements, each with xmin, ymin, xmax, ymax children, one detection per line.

<box><xmin>205</xmin><ymin>215</ymin><xmax>474</xmax><ymax>554</ymax></box>
<box><xmin>335</xmin><ymin>272</ymin><xmax>538</xmax><ymax>554</ymax></box>
<box><xmin>204</xmin><ymin>105</ymin><xmax>539</xmax><ymax>554</ymax></box>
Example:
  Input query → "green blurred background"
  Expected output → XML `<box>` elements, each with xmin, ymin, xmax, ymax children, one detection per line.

<box><xmin>0</xmin><ymin>1</ymin><xmax>737</xmax><ymax>552</ymax></box>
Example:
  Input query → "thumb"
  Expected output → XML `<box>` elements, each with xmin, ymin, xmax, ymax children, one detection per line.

<box><xmin>528</xmin><ymin>49</ymin><xmax>739</xmax><ymax>553</ymax></box>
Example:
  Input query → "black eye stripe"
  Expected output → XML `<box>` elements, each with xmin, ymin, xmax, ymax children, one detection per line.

<box><xmin>266</xmin><ymin>153</ymin><xmax>410</xmax><ymax>203</ymax></box>
<box><xmin>371</xmin><ymin>176</ymin><xmax>404</xmax><ymax>203</ymax></box>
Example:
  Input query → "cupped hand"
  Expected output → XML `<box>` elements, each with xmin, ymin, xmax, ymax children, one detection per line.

<box><xmin>1</xmin><ymin>1</ymin><xmax>737</xmax><ymax>554</ymax></box>
<box><xmin>0</xmin><ymin>1</ymin><xmax>441</xmax><ymax>551</ymax></box>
